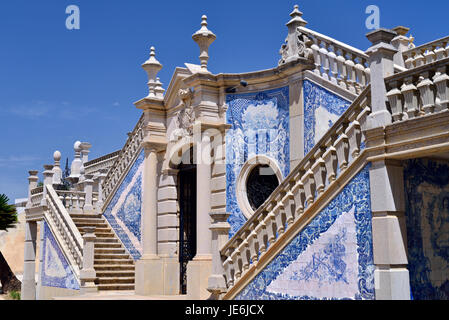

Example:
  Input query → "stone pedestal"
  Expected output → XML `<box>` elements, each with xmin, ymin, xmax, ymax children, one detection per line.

<box><xmin>21</xmin><ymin>221</ymin><xmax>37</xmax><ymax>300</ymax></box>
<box><xmin>187</xmin><ymin>256</ymin><xmax>212</xmax><ymax>300</ymax></box>
<box><xmin>135</xmin><ymin>257</ymin><xmax>165</xmax><ymax>295</ymax></box>
<box><xmin>369</xmin><ymin>159</ymin><xmax>410</xmax><ymax>300</ymax></box>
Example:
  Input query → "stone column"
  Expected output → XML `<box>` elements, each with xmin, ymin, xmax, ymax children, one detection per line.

<box><xmin>83</xmin><ymin>174</ymin><xmax>94</xmax><ymax>214</ymax></box>
<box><xmin>26</xmin><ymin>171</ymin><xmax>39</xmax><ymax>209</ymax></box>
<box><xmin>135</xmin><ymin>143</ymin><xmax>164</xmax><ymax>295</ymax></box>
<box><xmin>207</xmin><ymin>212</ymin><xmax>230</xmax><ymax>299</ymax></box>
<box><xmin>187</xmin><ymin>129</ymin><xmax>213</xmax><ymax>299</ymax></box>
<box><xmin>41</xmin><ymin>165</ymin><xmax>54</xmax><ymax>206</ymax></box>
<box><xmin>80</xmin><ymin>226</ymin><xmax>98</xmax><ymax>294</ymax></box>
<box><xmin>369</xmin><ymin>159</ymin><xmax>410</xmax><ymax>300</ymax></box>
<box><xmin>365</xmin><ymin>28</ymin><xmax>398</xmax><ymax>129</ymax></box>
<box><xmin>21</xmin><ymin>221</ymin><xmax>37</xmax><ymax>300</ymax></box>
<box><xmin>157</xmin><ymin>168</ymin><xmax>180</xmax><ymax>295</ymax></box>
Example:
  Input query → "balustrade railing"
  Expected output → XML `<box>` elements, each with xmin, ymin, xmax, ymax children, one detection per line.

<box><xmin>220</xmin><ymin>86</ymin><xmax>372</xmax><ymax>291</ymax></box>
<box><xmin>102</xmin><ymin>114</ymin><xmax>145</xmax><ymax>206</ymax></box>
<box><xmin>30</xmin><ymin>186</ymin><xmax>44</xmax><ymax>207</ymax></box>
<box><xmin>386</xmin><ymin>57</ymin><xmax>449</xmax><ymax>123</ymax></box>
<box><xmin>403</xmin><ymin>36</ymin><xmax>449</xmax><ymax>69</ymax></box>
<box><xmin>84</xmin><ymin>150</ymin><xmax>120</xmax><ymax>175</ymax></box>
<box><xmin>299</xmin><ymin>26</ymin><xmax>371</xmax><ymax>94</ymax></box>
<box><xmin>45</xmin><ymin>185</ymin><xmax>84</xmax><ymax>275</ymax></box>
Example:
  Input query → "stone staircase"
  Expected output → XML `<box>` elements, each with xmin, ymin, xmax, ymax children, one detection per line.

<box><xmin>70</xmin><ymin>213</ymin><xmax>135</xmax><ymax>291</ymax></box>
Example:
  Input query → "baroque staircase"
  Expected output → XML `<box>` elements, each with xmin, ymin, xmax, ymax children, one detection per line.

<box><xmin>71</xmin><ymin>213</ymin><xmax>135</xmax><ymax>291</ymax></box>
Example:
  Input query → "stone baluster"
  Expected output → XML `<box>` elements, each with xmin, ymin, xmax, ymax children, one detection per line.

<box><xmin>435</xmin><ymin>44</ymin><xmax>447</xmax><ymax>61</ymax></box>
<box><xmin>94</xmin><ymin>168</ymin><xmax>107</xmax><ymax>212</ymax></box>
<box><xmin>322</xmin><ymin>136</ymin><xmax>338</xmax><ymax>185</ymax></box>
<box><xmin>273</xmin><ymin>196</ymin><xmax>286</xmax><ymax>236</ymax></box>
<box><xmin>336</xmin><ymin>49</ymin><xmax>347</xmax><ymax>89</ymax></box>
<box><xmin>83</xmin><ymin>174</ymin><xmax>94</xmax><ymax>214</ymax></box>
<box><xmin>404</xmin><ymin>52</ymin><xmax>414</xmax><ymax>69</ymax></box>
<box><xmin>357</xmin><ymin>105</ymin><xmax>372</xmax><ymax>132</ymax></box>
<box><xmin>264</xmin><ymin>207</ymin><xmax>277</xmax><ymax>246</ymax></box>
<box><xmin>282</xmin><ymin>187</ymin><xmax>296</xmax><ymax>228</ymax></box>
<box><xmin>247</xmin><ymin>222</ymin><xmax>260</xmax><ymax>264</ymax></box>
<box><xmin>417</xmin><ymin>71</ymin><xmax>435</xmax><ymax>114</ymax></box>
<box><xmin>255</xmin><ymin>215</ymin><xmax>268</xmax><ymax>255</ymax></box>
<box><xmin>327</xmin><ymin>45</ymin><xmax>338</xmax><ymax>84</ymax></box>
<box><xmin>41</xmin><ymin>164</ymin><xmax>54</xmax><ymax>206</ymax></box>
<box><xmin>291</xmin><ymin>172</ymin><xmax>306</xmax><ymax>218</ymax></box>
<box><xmin>303</xmin><ymin>164</ymin><xmax>316</xmax><ymax>207</ymax></box>
<box><xmin>319</xmin><ymin>41</ymin><xmax>330</xmax><ymax>81</ymax></box>
<box><xmin>311</xmin><ymin>38</ymin><xmax>322</xmax><ymax>76</ymax></box>
<box><xmin>355</xmin><ymin>58</ymin><xmax>366</xmax><ymax>91</ymax></box>
<box><xmin>364</xmin><ymin>64</ymin><xmax>371</xmax><ymax>85</ymax></box>
<box><xmin>345</xmin><ymin>53</ymin><xmax>356</xmax><ymax>92</ymax></box>
<box><xmin>230</xmin><ymin>244</ymin><xmax>242</xmax><ymax>281</ymax></box>
<box><xmin>207</xmin><ymin>211</ymin><xmax>230</xmax><ymax>298</ymax></box>
<box><xmin>238</xmin><ymin>233</ymin><xmax>251</xmax><ymax>272</ymax></box>
<box><xmin>311</xmin><ymin>149</ymin><xmax>327</xmax><ymax>196</ymax></box>
<box><xmin>335</xmin><ymin>125</ymin><xmax>350</xmax><ymax>172</ymax></box>
<box><xmin>424</xmin><ymin>49</ymin><xmax>436</xmax><ymax>65</ymax></box>
<box><xmin>346</xmin><ymin>119</ymin><xmax>362</xmax><ymax>160</ymax></box>
<box><xmin>223</xmin><ymin>248</ymin><xmax>235</xmax><ymax>287</ymax></box>
<box><xmin>386</xmin><ymin>80</ymin><xmax>405</xmax><ymax>122</ymax></box>
<box><xmin>433</xmin><ymin>66</ymin><xmax>449</xmax><ymax>112</ymax></box>
<box><xmin>414</xmin><ymin>49</ymin><xmax>425</xmax><ymax>67</ymax></box>
<box><xmin>26</xmin><ymin>170</ymin><xmax>39</xmax><ymax>209</ymax></box>
<box><xmin>80</xmin><ymin>226</ymin><xmax>98</xmax><ymax>294</ymax></box>
<box><xmin>401</xmin><ymin>76</ymin><xmax>419</xmax><ymax>119</ymax></box>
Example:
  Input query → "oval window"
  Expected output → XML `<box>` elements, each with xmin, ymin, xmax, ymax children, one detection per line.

<box><xmin>246</xmin><ymin>164</ymin><xmax>279</xmax><ymax>211</ymax></box>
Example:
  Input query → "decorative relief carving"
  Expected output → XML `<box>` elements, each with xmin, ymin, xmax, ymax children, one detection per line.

<box><xmin>278</xmin><ymin>27</ymin><xmax>313</xmax><ymax>66</ymax></box>
<box><xmin>170</xmin><ymin>88</ymin><xmax>195</xmax><ymax>142</ymax></box>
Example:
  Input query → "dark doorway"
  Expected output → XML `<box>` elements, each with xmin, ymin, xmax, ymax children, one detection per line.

<box><xmin>178</xmin><ymin>158</ymin><xmax>197</xmax><ymax>295</ymax></box>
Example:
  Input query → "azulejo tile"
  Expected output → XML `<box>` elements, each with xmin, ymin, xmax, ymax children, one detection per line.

<box><xmin>235</xmin><ymin>164</ymin><xmax>375</xmax><ymax>300</ymax></box>
<box><xmin>103</xmin><ymin>149</ymin><xmax>144</xmax><ymax>260</ymax></box>
<box><xmin>226</xmin><ymin>87</ymin><xmax>290</xmax><ymax>237</ymax></box>
<box><xmin>303</xmin><ymin>80</ymin><xmax>350</xmax><ymax>154</ymax></box>
<box><xmin>404</xmin><ymin>158</ymin><xmax>449</xmax><ymax>300</ymax></box>
<box><xmin>41</xmin><ymin>221</ymin><xmax>80</xmax><ymax>290</ymax></box>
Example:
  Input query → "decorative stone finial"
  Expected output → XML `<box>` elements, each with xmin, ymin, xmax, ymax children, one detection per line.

<box><xmin>142</xmin><ymin>46</ymin><xmax>163</xmax><ymax>98</ymax></box>
<box><xmin>192</xmin><ymin>15</ymin><xmax>216</xmax><ymax>73</ymax></box>
<box><xmin>286</xmin><ymin>4</ymin><xmax>307</xmax><ymax>27</ymax></box>
<box><xmin>52</xmin><ymin>150</ymin><xmax>62</xmax><ymax>184</ymax></box>
<box><xmin>69</xmin><ymin>140</ymin><xmax>83</xmax><ymax>180</ymax></box>
<box><xmin>154</xmin><ymin>77</ymin><xmax>165</xmax><ymax>99</ymax></box>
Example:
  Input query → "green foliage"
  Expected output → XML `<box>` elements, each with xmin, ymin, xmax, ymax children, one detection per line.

<box><xmin>0</xmin><ymin>194</ymin><xmax>18</xmax><ymax>231</ymax></box>
<box><xmin>8</xmin><ymin>290</ymin><xmax>20</xmax><ymax>300</ymax></box>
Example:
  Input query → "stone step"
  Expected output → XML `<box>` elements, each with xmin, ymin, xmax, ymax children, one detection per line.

<box><xmin>94</xmin><ymin>242</ymin><xmax>121</xmax><ymax>248</ymax></box>
<box><xmin>94</xmin><ymin>248</ymin><xmax>126</xmax><ymax>254</ymax></box>
<box><xmin>98</xmin><ymin>284</ymin><xmax>134</xmax><ymax>291</ymax></box>
<box><xmin>95</xmin><ymin>232</ymin><xmax>115</xmax><ymax>238</ymax></box>
<box><xmin>74</xmin><ymin>222</ymin><xmax>108</xmax><ymax>228</ymax></box>
<box><xmin>96</xmin><ymin>277</ymin><xmax>135</xmax><ymax>284</ymax></box>
<box><xmin>94</xmin><ymin>265</ymin><xmax>135</xmax><ymax>271</ymax></box>
<box><xmin>72</xmin><ymin>218</ymin><xmax>104</xmax><ymax>225</ymax></box>
<box><xmin>95</xmin><ymin>253</ymin><xmax>130</xmax><ymax>260</ymax></box>
<box><xmin>96</xmin><ymin>271</ymin><xmax>135</xmax><ymax>277</ymax></box>
<box><xmin>94</xmin><ymin>259</ymin><xmax>134</xmax><ymax>265</ymax></box>
<box><xmin>78</xmin><ymin>227</ymin><xmax>111</xmax><ymax>233</ymax></box>
<box><xmin>95</xmin><ymin>238</ymin><xmax>119</xmax><ymax>243</ymax></box>
<box><xmin>70</xmin><ymin>213</ymin><xmax>102</xmax><ymax>219</ymax></box>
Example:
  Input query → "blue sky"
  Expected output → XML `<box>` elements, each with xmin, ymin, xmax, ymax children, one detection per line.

<box><xmin>0</xmin><ymin>0</ymin><xmax>447</xmax><ymax>202</ymax></box>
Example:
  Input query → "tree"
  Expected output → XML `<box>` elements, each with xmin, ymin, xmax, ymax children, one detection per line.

<box><xmin>0</xmin><ymin>194</ymin><xmax>21</xmax><ymax>293</ymax></box>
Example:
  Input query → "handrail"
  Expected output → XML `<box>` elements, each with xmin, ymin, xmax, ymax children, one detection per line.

<box><xmin>101</xmin><ymin>114</ymin><xmax>145</xmax><ymax>207</ymax></box>
<box><xmin>45</xmin><ymin>185</ymin><xmax>84</xmax><ymax>276</ymax></box>
<box><xmin>220</xmin><ymin>85</ymin><xmax>372</xmax><ymax>291</ymax></box>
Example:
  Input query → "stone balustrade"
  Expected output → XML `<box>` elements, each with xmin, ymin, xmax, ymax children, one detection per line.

<box><xmin>385</xmin><ymin>57</ymin><xmax>449</xmax><ymax>123</ymax></box>
<box><xmin>30</xmin><ymin>186</ymin><xmax>44</xmax><ymax>207</ymax></box>
<box><xmin>45</xmin><ymin>184</ymin><xmax>84</xmax><ymax>273</ymax></box>
<box><xmin>220</xmin><ymin>86</ymin><xmax>372</xmax><ymax>291</ymax></box>
<box><xmin>403</xmin><ymin>36</ymin><xmax>449</xmax><ymax>69</ymax></box>
<box><xmin>102</xmin><ymin>114</ymin><xmax>145</xmax><ymax>205</ymax></box>
<box><xmin>299</xmin><ymin>26</ymin><xmax>371</xmax><ymax>94</ymax></box>
<box><xmin>84</xmin><ymin>150</ymin><xmax>120</xmax><ymax>175</ymax></box>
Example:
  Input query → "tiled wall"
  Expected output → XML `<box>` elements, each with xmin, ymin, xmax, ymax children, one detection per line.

<box><xmin>103</xmin><ymin>149</ymin><xmax>144</xmax><ymax>260</ymax></box>
<box><xmin>303</xmin><ymin>80</ymin><xmax>350</xmax><ymax>155</ymax></box>
<box><xmin>40</xmin><ymin>221</ymin><xmax>80</xmax><ymax>290</ymax></box>
<box><xmin>235</xmin><ymin>165</ymin><xmax>375</xmax><ymax>300</ymax></box>
<box><xmin>226</xmin><ymin>87</ymin><xmax>290</xmax><ymax>236</ymax></box>
<box><xmin>404</xmin><ymin>158</ymin><xmax>449</xmax><ymax>300</ymax></box>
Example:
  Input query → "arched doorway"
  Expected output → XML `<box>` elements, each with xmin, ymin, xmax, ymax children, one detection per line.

<box><xmin>177</xmin><ymin>148</ymin><xmax>197</xmax><ymax>294</ymax></box>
